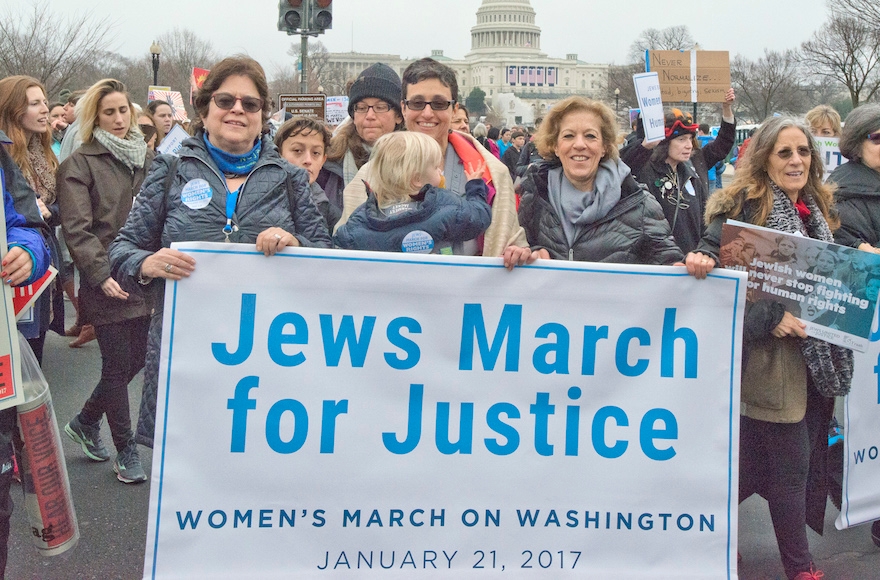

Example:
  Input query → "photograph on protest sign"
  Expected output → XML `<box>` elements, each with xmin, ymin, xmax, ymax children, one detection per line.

<box><xmin>147</xmin><ymin>89</ymin><xmax>188</xmax><ymax>122</ymax></box>
<box><xmin>720</xmin><ymin>220</ymin><xmax>880</xmax><ymax>351</ymax></box>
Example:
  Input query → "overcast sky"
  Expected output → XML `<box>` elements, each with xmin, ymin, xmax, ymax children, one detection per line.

<box><xmin>46</xmin><ymin>0</ymin><xmax>830</xmax><ymax>74</ymax></box>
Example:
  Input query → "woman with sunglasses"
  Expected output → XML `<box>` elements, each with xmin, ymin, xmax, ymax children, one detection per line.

<box><xmin>684</xmin><ymin>116</ymin><xmax>851</xmax><ymax>580</ymax></box>
<box><xmin>829</xmin><ymin>104</ymin><xmax>880</xmax><ymax>254</ymax></box>
<box><xmin>827</xmin><ymin>104</ymin><xmax>880</xmax><ymax>550</ymax></box>
<box><xmin>109</xmin><ymin>56</ymin><xmax>331</xmax><ymax>450</ymax></box>
<box><xmin>336</xmin><ymin>58</ymin><xmax>529</xmax><ymax>263</ymax></box>
<box><xmin>621</xmin><ymin>89</ymin><xmax>736</xmax><ymax>254</ymax></box>
<box><xmin>56</xmin><ymin>78</ymin><xmax>155</xmax><ymax>483</ymax></box>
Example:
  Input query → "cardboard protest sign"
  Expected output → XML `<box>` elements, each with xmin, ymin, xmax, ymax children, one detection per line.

<box><xmin>720</xmin><ymin>220</ymin><xmax>880</xmax><ymax>351</ymax></box>
<box><xmin>144</xmin><ymin>243</ymin><xmax>746</xmax><ymax>579</ymax></box>
<box><xmin>646</xmin><ymin>50</ymin><xmax>730</xmax><ymax>103</ymax></box>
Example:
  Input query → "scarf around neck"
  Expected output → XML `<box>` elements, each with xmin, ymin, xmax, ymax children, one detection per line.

<box><xmin>26</xmin><ymin>134</ymin><xmax>56</xmax><ymax>205</ymax></box>
<box><xmin>93</xmin><ymin>127</ymin><xmax>147</xmax><ymax>171</ymax></box>
<box><xmin>763</xmin><ymin>181</ymin><xmax>853</xmax><ymax>397</ymax></box>
<box><xmin>548</xmin><ymin>157</ymin><xmax>627</xmax><ymax>246</ymax></box>
<box><xmin>203</xmin><ymin>133</ymin><xmax>261</xmax><ymax>176</ymax></box>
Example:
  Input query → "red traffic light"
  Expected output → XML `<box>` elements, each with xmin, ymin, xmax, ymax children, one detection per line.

<box><xmin>315</xmin><ymin>0</ymin><xmax>331</xmax><ymax>7</ymax></box>
<box><xmin>287</xmin><ymin>0</ymin><xmax>303</xmax><ymax>6</ymax></box>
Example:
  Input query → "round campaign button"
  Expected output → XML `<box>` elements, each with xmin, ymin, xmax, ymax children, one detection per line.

<box><xmin>401</xmin><ymin>230</ymin><xmax>435</xmax><ymax>254</ymax></box>
<box><xmin>180</xmin><ymin>178</ymin><xmax>213</xmax><ymax>210</ymax></box>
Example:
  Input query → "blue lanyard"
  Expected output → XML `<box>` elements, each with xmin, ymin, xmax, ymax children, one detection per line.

<box><xmin>223</xmin><ymin>188</ymin><xmax>239</xmax><ymax>240</ymax></box>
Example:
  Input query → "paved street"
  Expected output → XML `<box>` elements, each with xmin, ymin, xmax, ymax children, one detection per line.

<box><xmin>4</xmin><ymin>305</ymin><xmax>880</xmax><ymax>579</ymax></box>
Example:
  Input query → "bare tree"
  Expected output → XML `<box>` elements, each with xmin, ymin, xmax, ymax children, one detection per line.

<box><xmin>285</xmin><ymin>39</ymin><xmax>349</xmax><ymax>95</ymax></box>
<box><xmin>0</xmin><ymin>1</ymin><xmax>116</xmax><ymax>99</ymax></box>
<box><xmin>604</xmin><ymin>63</ymin><xmax>643</xmax><ymax>117</ymax></box>
<box><xmin>800</xmin><ymin>11</ymin><xmax>880</xmax><ymax>108</ymax></box>
<box><xmin>155</xmin><ymin>28</ymin><xmax>217</xmax><ymax>90</ymax></box>
<box><xmin>627</xmin><ymin>26</ymin><xmax>695</xmax><ymax>65</ymax></box>
<box><xmin>731</xmin><ymin>50</ymin><xmax>807</xmax><ymax>122</ymax></box>
<box><xmin>835</xmin><ymin>0</ymin><xmax>880</xmax><ymax>29</ymax></box>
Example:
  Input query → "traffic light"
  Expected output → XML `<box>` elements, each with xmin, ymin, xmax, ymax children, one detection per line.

<box><xmin>278</xmin><ymin>0</ymin><xmax>305</xmax><ymax>34</ymax></box>
<box><xmin>309</xmin><ymin>0</ymin><xmax>332</xmax><ymax>32</ymax></box>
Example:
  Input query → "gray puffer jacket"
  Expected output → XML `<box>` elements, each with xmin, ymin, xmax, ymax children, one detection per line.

<box><xmin>109</xmin><ymin>132</ymin><xmax>331</xmax><ymax>447</ymax></box>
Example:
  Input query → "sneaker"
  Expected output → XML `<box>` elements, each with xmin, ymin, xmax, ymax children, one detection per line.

<box><xmin>113</xmin><ymin>443</ymin><xmax>147</xmax><ymax>484</ymax></box>
<box><xmin>64</xmin><ymin>416</ymin><xmax>110</xmax><ymax>462</ymax></box>
<box><xmin>793</xmin><ymin>566</ymin><xmax>824</xmax><ymax>580</ymax></box>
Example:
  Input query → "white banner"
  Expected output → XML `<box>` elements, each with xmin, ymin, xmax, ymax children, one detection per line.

<box><xmin>837</xmin><ymin>308</ymin><xmax>880</xmax><ymax>529</ymax></box>
<box><xmin>143</xmin><ymin>243</ymin><xmax>746</xmax><ymax>579</ymax></box>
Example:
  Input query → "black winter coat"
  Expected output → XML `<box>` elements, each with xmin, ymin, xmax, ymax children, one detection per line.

<box><xmin>518</xmin><ymin>159</ymin><xmax>683</xmax><ymax>264</ymax></box>
<box><xmin>829</xmin><ymin>161</ymin><xmax>880</xmax><ymax>248</ymax></box>
<box><xmin>621</xmin><ymin>119</ymin><xmax>736</xmax><ymax>253</ymax></box>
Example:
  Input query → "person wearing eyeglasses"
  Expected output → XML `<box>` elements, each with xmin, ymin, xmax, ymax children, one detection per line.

<box><xmin>108</xmin><ymin>56</ymin><xmax>332</xmax><ymax>450</ymax></box>
<box><xmin>319</xmin><ymin>63</ymin><xmax>404</xmax><ymax>218</ymax></box>
<box><xmin>684</xmin><ymin>116</ymin><xmax>851</xmax><ymax>580</ymax></box>
<box><xmin>621</xmin><ymin>89</ymin><xmax>737</xmax><ymax>254</ymax></box>
<box><xmin>829</xmin><ymin>104</ymin><xmax>880</xmax><ymax>255</ymax></box>
<box><xmin>56</xmin><ymin>78</ymin><xmax>155</xmax><ymax>484</ymax></box>
<box><xmin>336</xmin><ymin>58</ymin><xmax>529</xmax><ymax>263</ymax></box>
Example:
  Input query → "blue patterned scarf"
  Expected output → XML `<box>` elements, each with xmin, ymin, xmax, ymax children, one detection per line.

<box><xmin>202</xmin><ymin>133</ymin><xmax>261</xmax><ymax>176</ymax></box>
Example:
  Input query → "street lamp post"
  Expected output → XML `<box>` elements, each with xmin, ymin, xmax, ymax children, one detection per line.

<box><xmin>150</xmin><ymin>41</ymin><xmax>161</xmax><ymax>86</ymax></box>
<box><xmin>614</xmin><ymin>88</ymin><xmax>620</xmax><ymax>125</ymax></box>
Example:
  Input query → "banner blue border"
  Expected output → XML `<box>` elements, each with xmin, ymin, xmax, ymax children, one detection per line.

<box><xmin>148</xmin><ymin>247</ymin><xmax>744</xmax><ymax>579</ymax></box>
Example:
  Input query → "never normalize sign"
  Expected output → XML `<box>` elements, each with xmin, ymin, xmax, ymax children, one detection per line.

<box><xmin>646</xmin><ymin>50</ymin><xmax>731</xmax><ymax>103</ymax></box>
<box><xmin>144</xmin><ymin>244</ymin><xmax>746</xmax><ymax>579</ymax></box>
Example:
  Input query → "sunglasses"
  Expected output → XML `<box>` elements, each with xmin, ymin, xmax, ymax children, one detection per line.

<box><xmin>139</xmin><ymin>124</ymin><xmax>157</xmax><ymax>141</ymax></box>
<box><xmin>774</xmin><ymin>146</ymin><xmax>812</xmax><ymax>160</ymax></box>
<box><xmin>211</xmin><ymin>93</ymin><xmax>264</xmax><ymax>113</ymax></box>
<box><xmin>404</xmin><ymin>99</ymin><xmax>455</xmax><ymax>111</ymax></box>
<box><xmin>867</xmin><ymin>132</ymin><xmax>880</xmax><ymax>145</ymax></box>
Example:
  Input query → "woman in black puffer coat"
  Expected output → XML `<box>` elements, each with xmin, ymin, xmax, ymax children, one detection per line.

<box><xmin>517</xmin><ymin>96</ymin><xmax>682</xmax><ymax>265</ymax></box>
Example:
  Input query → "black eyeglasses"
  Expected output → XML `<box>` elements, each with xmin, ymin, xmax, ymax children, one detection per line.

<box><xmin>404</xmin><ymin>99</ymin><xmax>455</xmax><ymax>111</ymax></box>
<box><xmin>353</xmin><ymin>102</ymin><xmax>391</xmax><ymax>114</ymax></box>
<box><xmin>774</xmin><ymin>146</ymin><xmax>812</xmax><ymax>160</ymax></box>
<box><xmin>211</xmin><ymin>93</ymin><xmax>264</xmax><ymax>113</ymax></box>
<box><xmin>867</xmin><ymin>132</ymin><xmax>880</xmax><ymax>145</ymax></box>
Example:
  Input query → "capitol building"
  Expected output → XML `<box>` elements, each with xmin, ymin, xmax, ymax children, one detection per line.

<box><xmin>323</xmin><ymin>0</ymin><xmax>608</xmax><ymax>127</ymax></box>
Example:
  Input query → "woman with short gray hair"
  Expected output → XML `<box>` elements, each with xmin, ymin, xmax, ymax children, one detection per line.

<box><xmin>829</xmin><ymin>104</ymin><xmax>880</xmax><ymax>252</ymax></box>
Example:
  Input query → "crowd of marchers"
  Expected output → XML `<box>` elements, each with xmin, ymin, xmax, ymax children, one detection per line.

<box><xmin>1</xmin><ymin>54</ymin><xmax>880</xmax><ymax>579</ymax></box>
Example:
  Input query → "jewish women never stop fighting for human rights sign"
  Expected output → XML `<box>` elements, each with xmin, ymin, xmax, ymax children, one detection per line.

<box><xmin>720</xmin><ymin>220</ymin><xmax>880</xmax><ymax>352</ymax></box>
<box><xmin>143</xmin><ymin>244</ymin><xmax>745</xmax><ymax>579</ymax></box>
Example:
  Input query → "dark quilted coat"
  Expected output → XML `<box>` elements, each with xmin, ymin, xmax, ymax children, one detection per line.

<box><xmin>109</xmin><ymin>132</ymin><xmax>331</xmax><ymax>447</ymax></box>
<box><xmin>518</xmin><ymin>159</ymin><xmax>683</xmax><ymax>264</ymax></box>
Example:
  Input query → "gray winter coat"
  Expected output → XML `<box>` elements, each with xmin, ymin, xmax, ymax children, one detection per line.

<box><xmin>109</xmin><ymin>132</ymin><xmax>331</xmax><ymax>447</ymax></box>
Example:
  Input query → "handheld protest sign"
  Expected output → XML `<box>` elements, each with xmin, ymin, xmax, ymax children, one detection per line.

<box><xmin>646</xmin><ymin>50</ymin><xmax>730</xmax><ymax>103</ymax></box>
<box><xmin>633</xmin><ymin>72</ymin><xmax>665</xmax><ymax>143</ymax></box>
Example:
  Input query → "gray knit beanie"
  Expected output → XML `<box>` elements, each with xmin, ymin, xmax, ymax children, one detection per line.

<box><xmin>347</xmin><ymin>63</ymin><xmax>402</xmax><ymax>118</ymax></box>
